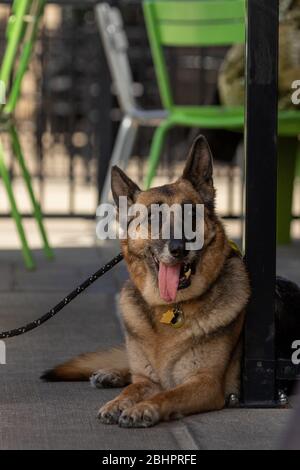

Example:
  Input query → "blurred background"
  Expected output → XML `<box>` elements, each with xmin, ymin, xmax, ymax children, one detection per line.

<box><xmin>1</xmin><ymin>0</ymin><xmax>299</xmax><ymax>252</ymax></box>
<box><xmin>0</xmin><ymin>0</ymin><xmax>299</xmax><ymax>450</ymax></box>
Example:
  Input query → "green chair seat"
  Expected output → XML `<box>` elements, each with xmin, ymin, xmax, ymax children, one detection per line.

<box><xmin>170</xmin><ymin>106</ymin><xmax>300</xmax><ymax>136</ymax></box>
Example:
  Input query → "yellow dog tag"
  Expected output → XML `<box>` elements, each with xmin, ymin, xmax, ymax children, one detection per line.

<box><xmin>160</xmin><ymin>305</ymin><xmax>185</xmax><ymax>328</ymax></box>
<box><xmin>160</xmin><ymin>309</ymin><xmax>174</xmax><ymax>325</ymax></box>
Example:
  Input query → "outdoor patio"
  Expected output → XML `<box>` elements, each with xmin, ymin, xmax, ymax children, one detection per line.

<box><xmin>0</xmin><ymin>219</ymin><xmax>299</xmax><ymax>450</ymax></box>
<box><xmin>0</xmin><ymin>0</ymin><xmax>300</xmax><ymax>452</ymax></box>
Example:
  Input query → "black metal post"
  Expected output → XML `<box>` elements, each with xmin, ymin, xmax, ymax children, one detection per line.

<box><xmin>243</xmin><ymin>0</ymin><xmax>279</xmax><ymax>406</ymax></box>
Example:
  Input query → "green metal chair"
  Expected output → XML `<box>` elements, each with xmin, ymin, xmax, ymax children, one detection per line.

<box><xmin>143</xmin><ymin>0</ymin><xmax>300</xmax><ymax>244</ymax></box>
<box><xmin>0</xmin><ymin>0</ymin><xmax>53</xmax><ymax>269</ymax></box>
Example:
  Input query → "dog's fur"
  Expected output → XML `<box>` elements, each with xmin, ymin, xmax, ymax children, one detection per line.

<box><xmin>42</xmin><ymin>136</ymin><xmax>251</xmax><ymax>427</ymax></box>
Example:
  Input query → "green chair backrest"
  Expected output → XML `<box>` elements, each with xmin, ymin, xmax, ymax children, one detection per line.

<box><xmin>143</xmin><ymin>0</ymin><xmax>246</xmax><ymax>108</ymax></box>
<box><xmin>0</xmin><ymin>0</ymin><xmax>45</xmax><ymax>116</ymax></box>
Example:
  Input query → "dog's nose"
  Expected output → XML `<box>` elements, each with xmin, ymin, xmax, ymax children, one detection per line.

<box><xmin>168</xmin><ymin>239</ymin><xmax>186</xmax><ymax>259</ymax></box>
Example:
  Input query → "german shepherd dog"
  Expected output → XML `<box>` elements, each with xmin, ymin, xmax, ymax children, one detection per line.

<box><xmin>42</xmin><ymin>136</ymin><xmax>251</xmax><ymax>427</ymax></box>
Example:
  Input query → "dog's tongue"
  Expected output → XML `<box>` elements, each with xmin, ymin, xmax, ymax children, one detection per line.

<box><xmin>158</xmin><ymin>262</ymin><xmax>181</xmax><ymax>302</ymax></box>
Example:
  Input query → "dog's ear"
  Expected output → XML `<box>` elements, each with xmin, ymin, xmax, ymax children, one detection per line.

<box><xmin>182</xmin><ymin>135</ymin><xmax>215</xmax><ymax>207</ymax></box>
<box><xmin>111</xmin><ymin>166</ymin><xmax>140</xmax><ymax>207</ymax></box>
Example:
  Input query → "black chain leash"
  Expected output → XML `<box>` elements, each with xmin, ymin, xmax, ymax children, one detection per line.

<box><xmin>0</xmin><ymin>253</ymin><xmax>124</xmax><ymax>339</ymax></box>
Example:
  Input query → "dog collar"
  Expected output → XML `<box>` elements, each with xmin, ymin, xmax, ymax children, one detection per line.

<box><xmin>160</xmin><ymin>304</ymin><xmax>185</xmax><ymax>328</ymax></box>
<box><xmin>228</xmin><ymin>239</ymin><xmax>242</xmax><ymax>256</ymax></box>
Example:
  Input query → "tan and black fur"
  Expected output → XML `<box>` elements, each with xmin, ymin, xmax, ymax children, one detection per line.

<box><xmin>42</xmin><ymin>136</ymin><xmax>250</xmax><ymax>428</ymax></box>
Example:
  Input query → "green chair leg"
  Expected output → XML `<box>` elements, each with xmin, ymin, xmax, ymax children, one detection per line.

<box><xmin>0</xmin><ymin>139</ymin><xmax>35</xmax><ymax>269</ymax></box>
<box><xmin>277</xmin><ymin>136</ymin><xmax>298</xmax><ymax>245</ymax></box>
<box><xmin>144</xmin><ymin>121</ymin><xmax>172</xmax><ymax>189</ymax></box>
<box><xmin>9</xmin><ymin>124</ymin><xmax>54</xmax><ymax>260</ymax></box>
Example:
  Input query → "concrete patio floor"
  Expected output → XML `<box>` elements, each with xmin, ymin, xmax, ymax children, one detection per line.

<box><xmin>0</xmin><ymin>219</ymin><xmax>299</xmax><ymax>450</ymax></box>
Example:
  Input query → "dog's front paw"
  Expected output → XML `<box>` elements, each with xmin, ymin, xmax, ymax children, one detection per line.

<box><xmin>90</xmin><ymin>369</ymin><xmax>125</xmax><ymax>389</ymax></box>
<box><xmin>98</xmin><ymin>398</ymin><xmax>133</xmax><ymax>425</ymax></box>
<box><xmin>118</xmin><ymin>402</ymin><xmax>160</xmax><ymax>428</ymax></box>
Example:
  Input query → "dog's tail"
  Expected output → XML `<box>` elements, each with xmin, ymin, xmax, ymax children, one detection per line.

<box><xmin>41</xmin><ymin>345</ymin><xmax>128</xmax><ymax>381</ymax></box>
